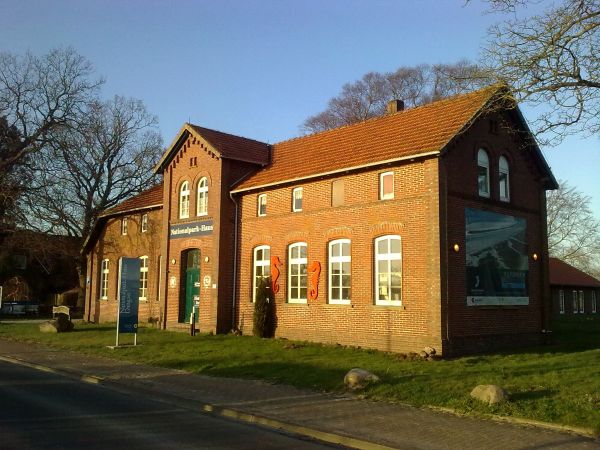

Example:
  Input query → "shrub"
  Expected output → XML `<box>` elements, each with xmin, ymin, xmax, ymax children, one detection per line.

<box><xmin>253</xmin><ymin>278</ymin><xmax>274</xmax><ymax>338</ymax></box>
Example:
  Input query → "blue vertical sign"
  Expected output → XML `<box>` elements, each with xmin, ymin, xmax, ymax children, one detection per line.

<box><xmin>118</xmin><ymin>257</ymin><xmax>140</xmax><ymax>334</ymax></box>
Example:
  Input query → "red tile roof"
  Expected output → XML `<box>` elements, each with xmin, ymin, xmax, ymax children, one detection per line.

<box><xmin>101</xmin><ymin>183</ymin><xmax>163</xmax><ymax>217</ymax></box>
<box><xmin>233</xmin><ymin>85</ymin><xmax>502</xmax><ymax>191</ymax></box>
<box><xmin>188</xmin><ymin>124</ymin><xmax>270</xmax><ymax>165</ymax></box>
<box><xmin>549</xmin><ymin>258</ymin><xmax>600</xmax><ymax>288</ymax></box>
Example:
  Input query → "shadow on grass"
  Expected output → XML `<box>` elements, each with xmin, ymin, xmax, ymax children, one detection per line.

<box><xmin>510</xmin><ymin>389</ymin><xmax>557</xmax><ymax>402</ymax></box>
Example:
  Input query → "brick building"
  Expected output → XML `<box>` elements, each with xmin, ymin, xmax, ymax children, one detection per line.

<box><xmin>84</xmin><ymin>85</ymin><xmax>558</xmax><ymax>355</ymax></box>
<box><xmin>549</xmin><ymin>258</ymin><xmax>599</xmax><ymax>316</ymax></box>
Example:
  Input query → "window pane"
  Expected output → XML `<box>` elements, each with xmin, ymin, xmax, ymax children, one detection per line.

<box><xmin>342</xmin><ymin>261</ymin><xmax>350</xmax><ymax>274</ymax></box>
<box><xmin>331</xmin><ymin>242</ymin><xmax>340</xmax><ymax>256</ymax></box>
<box><xmin>391</xmin><ymin>238</ymin><xmax>401</xmax><ymax>254</ymax></box>
<box><xmin>391</xmin><ymin>259</ymin><xmax>401</xmax><ymax>273</ymax></box>
<box><xmin>299</xmin><ymin>245</ymin><xmax>307</xmax><ymax>259</ymax></box>
<box><xmin>342</xmin><ymin>288</ymin><xmax>350</xmax><ymax>300</ymax></box>
<box><xmin>300</xmin><ymin>287</ymin><xmax>307</xmax><ymax>299</ymax></box>
<box><xmin>332</xmin><ymin>179</ymin><xmax>344</xmax><ymax>206</ymax></box>
<box><xmin>332</xmin><ymin>274</ymin><xmax>341</xmax><ymax>289</ymax></box>
<box><xmin>341</xmin><ymin>242</ymin><xmax>350</xmax><ymax>256</ymax></box>
<box><xmin>381</xmin><ymin>173</ymin><xmax>393</xmax><ymax>198</ymax></box>
<box><xmin>378</xmin><ymin>260</ymin><xmax>388</xmax><ymax>274</ymax></box>
<box><xmin>342</xmin><ymin>274</ymin><xmax>351</xmax><ymax>287</ymax></box>
<box><xmin>300</xmin><ymin>272</ymin><xmax>307</xmax><ymax>287</ymax></box>
<box><xmin>478</xmin><ymin>167</ymin><xmax>488</xmax><ymax>194</ymax></box>
<box><xmin>377</xmin><ymin>239</ymin><xmax>388</xmax><ymax>254</ymax></box>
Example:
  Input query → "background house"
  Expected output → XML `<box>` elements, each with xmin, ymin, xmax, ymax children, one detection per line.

<box><xmin>549</xmin><ymin>257</ymin><xmax>599</xmax><ymax>316</ymax></box>
<box><xmin>0</xmin><ymin>230</ymin><xmax>79</xmax><ymax>315</ymax></box>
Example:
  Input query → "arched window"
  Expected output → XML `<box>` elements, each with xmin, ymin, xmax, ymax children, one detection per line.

<box><xmin>139</xmin><ymin>256</ymin><xmax>149</xmax><ymax>301</ymax></box>
<box><xmin>328</xmin><ymin>239</ymin><xmax>351</xmax><ymax>304</ymax></box>
<box><xmin>477</xmin><ymin>149</ymin><xmax>490</xmax><ymax>198</ymax></box>
<box><xmin>179</xmin><ymin>181</ymin><xmax>190</xmax><ymax>219</ymax></box>
<box><xmin>197</xmin><ymin>177</ymin><xmax>208</xmax><ymax>216</ymax></box>
<box><xmin>252</xmin><ymin>245</ymin><xmax>270</xmax><ymax>302</ymax></box>
<box><xmin>499</xmin><ymin>156</ymin><xmax>510</xmax><ymax>202</ymax></box>
<box><xmin>374</xmin><ymin>235</ymin><xmax>402</xmax><ymax>306</ymax></box>
<box><xmin>288</xmin><ymin>242</ymin><xmax>307</xmax><ymax>303</ymax></box>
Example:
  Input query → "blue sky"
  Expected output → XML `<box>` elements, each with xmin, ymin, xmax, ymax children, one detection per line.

<box><xmin>1</xmin><ymin>0</ymin><xmax>598</xmax><ymax>216</ymax></box>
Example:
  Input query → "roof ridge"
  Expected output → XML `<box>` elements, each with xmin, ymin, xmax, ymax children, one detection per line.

<box><xmin>275</xmin><ymin>84</ymin><xmax>502</xmax><ymax>146</ymax></box>
<box><xmin>189</xmin><ymin>123</ymin><xmax>270</xmax><ymax>146</ymax></box>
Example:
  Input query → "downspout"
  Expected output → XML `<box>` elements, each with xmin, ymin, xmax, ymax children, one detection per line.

<box><xmin>228</xmin><ymin>159</ymin><xmax>270</xmax><ymax>331</ymax></box>
<box><xmin>161</xmin><ymin>168</ymin><xmax>173</xmax><ymax>330</ymax></box>
<box><xmin>229</xmin><ymin>190</ymin><xmax>239</xmax><ymax>331</ymax></box>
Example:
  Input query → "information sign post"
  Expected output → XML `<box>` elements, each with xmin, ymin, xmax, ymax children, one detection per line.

<box><xmin>115</xmin><ymin>257</ymin><xmax>141</xmax><ymax>347</ymax></box>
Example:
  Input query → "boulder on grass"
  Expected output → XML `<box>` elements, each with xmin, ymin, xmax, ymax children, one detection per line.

<box><xmin>39</xmin><ymin>313</ymin><xmax>74</xmax><ymax>333</ymax></box>
<box><xmin>470</xmin><ymin>384</ymin><xmax>509</xmax><ymax>405</ymax></box>
<box><xmin>39</xmin><ymin>321</ymin><xmax>58</xmax><ymax>333</ymax></box>
<box><xmin>344</xmin><ymin>368</ymin><xmax>380</xmax><ymax>390</ymax></box>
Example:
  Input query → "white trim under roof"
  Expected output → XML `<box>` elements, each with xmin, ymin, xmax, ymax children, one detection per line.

<box><xmin>98</xmin><ymin>203</ymin><xmax>163</xmax><ymax>219</ymax></box>
<box><xmin>230</xmin><ymin>150</ymin><xmax>440</xmax><ymax>194</ymax></box>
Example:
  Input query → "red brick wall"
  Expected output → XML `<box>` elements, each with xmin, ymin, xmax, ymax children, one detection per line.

<box><xmin>160</xmin><ymin>134</ymin><xmax>262</xmax><ymax>333</ymax></box>
<box><xmin>440</xmin><ymin>112</ymin><xmax>549</xmax><ymax>354</ymax></box>
<box><xmin>85</xmin><ymin>208</ymin><xmax>163</xmax><ymax>324</ymax></box>
<box><xmin>236</xmin><ymin>157</ymin><xmax>443</xmax><ymax>354</ymax></box>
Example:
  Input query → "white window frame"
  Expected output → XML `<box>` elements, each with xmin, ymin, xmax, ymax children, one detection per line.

<box><xmin>328</xmin><ymin>239</ymin><xmax>351</xmax><ymax>305</ymax></box>
<box><xmin>380</xmin><ymin>171</ymin><xmax>394</xmax><ymax>200</ymax></box>
<box><xmin>100</xmin><ymin>259</ymin><xmax>109</xmax><ymax>300</ymax></box>
<box><xmin>179</xmin><ymin>181</ymin><xmax>190</xmax><ymax>219</ymax></box>
<box><xmin>139</xmin><ymin>256</ymin><xmax>149</xmax><ymax>301</ymax></box>
<box><xmin>499</xmin><ymin>156</ymin><xmax>510</xmax><ymax>202</ymax></box>
<box><xmin>477</xmin><ymin>149</ymin><xmax>490</xmax><ymax>198</ymax></box>
<box><xmin>257</xmin><ymin>194</ymin><xmax>267</xmax><ymax>217</ymax></box>
<box><xmin>573</xmin><ymin>290</ymin><xmax>578</xmax><ymax>314</ymax></box>
<box><xmin>559</xmin><ymin>289</ymin><xmax>565</xmax><ymax>314</ymax></box>
<box><xmin>252</xmin><ymin>245</ymin><xmax>271</xmax><ymax>303</ymax></box>
<box><xmin>292</xmin><ymin>187</ymin><xmax>303</xmax><ymax>212</ymax></box>
<box><xmin>579</xmin><ymin>290</ymin><xmax>585</xmax><ymax>314</ymax></box>
<box><xmin>197</xmin><ymin>177</ymin><xmax>208</xmax><ymax>216</ymax></box>
<box><xmin>288</xmin><ymin>242</ymin><xmax>307</xmax><ymax>304</ymax></box>
<box><xmin>141</xmin><ymin>213</ymin><xmax>148</xmax><ymax>233</ymax></box>
<box><xmin>592</xmin><ymin>291</ymin><xmax>597</xmax><ymax>314</ymax></box>
<box><xmin>374</xmin><ymin>235</ymin><xmax>402</xmax><ymax>306</ymax></box>
<box><xmin>121</xmin><ymin>217</ymin><xmax>128</xmax><ymax>235</ymax></box>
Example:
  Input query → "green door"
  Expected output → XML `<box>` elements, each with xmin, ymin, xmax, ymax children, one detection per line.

<box><xmin>183</xmin><ymin>249</ymin><xmax>200</xmax><ymax>323</ymax></box>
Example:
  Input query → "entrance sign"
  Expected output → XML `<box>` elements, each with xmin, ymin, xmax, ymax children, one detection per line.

<box><xmin>115</xmin><ymin>257</ymin><xmax>141</xmax><ymax>346</ymax></box>
<box><xmin>170</xmin><ymin>220</ymin><xmax>213</xmax><ymax>239</ymax></box>
<box><xmin>465</xmin><ymin>208</ymin><xmax>529</xmax><ymax>306</ymax></box>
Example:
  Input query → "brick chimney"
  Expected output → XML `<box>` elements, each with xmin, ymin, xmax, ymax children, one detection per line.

<box><xmin>386</xmin><ymin>99</ymin><xmax>405</xmax><ymax>114</ymax></box>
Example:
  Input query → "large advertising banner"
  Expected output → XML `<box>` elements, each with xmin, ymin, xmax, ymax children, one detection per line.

<box><xmin>465</xmin><ymin>208</ymin><xmax>529</xmax><ymax>306</ymax></box>
<box><xmin>118</xmin><ymin>257</ymin><xmax>141</xmax><ymax>333</ymax></box>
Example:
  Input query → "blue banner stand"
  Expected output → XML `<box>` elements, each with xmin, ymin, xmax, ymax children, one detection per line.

<box><xmin>112</xmin><ymin>257</ymin><xmax>141</xmax><ymax>348</ymax></box>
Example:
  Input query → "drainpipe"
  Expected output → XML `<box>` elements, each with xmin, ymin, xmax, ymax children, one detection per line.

<box><xmin>228</xmin><ymin>160</ymin><xmax>270</xmax><ymax>331</ymax></box>
<box><xmin>229</xmin><ymin>190</ymin><xmax>240</xmax><ymax>331</ymax></box>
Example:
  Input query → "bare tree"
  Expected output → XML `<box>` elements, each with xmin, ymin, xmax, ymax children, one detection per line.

<box><xmin>22</xmin><ymin>96</ymin><xmax>163</xmax><ymax>302</ymax></box>
<box><xmin>476</xmin><ymin>0</ymin><xmax>600</xmax><ymax>144</ymax></box>
<box><xmin>547</xmin><ymin>181</ymin><xmax>600</xmax><ymax>278</ymax></box>
<box><xmin>0</xmin><ymin>47</ymin><xmax>102</xmax><ymax>173</ymax></box>
<box><xmin>302</xmin><ymin>61</ymin><xmax>486</xmax><ymax>133</ymax></box>
<box><xmin>25</xmin><ymin>95</ymin><xmax>163</xmax><ymax>239</ymax></box>
<box><xmin>0</xmin><ymin>115</ymin><xmax>27</xmax><ymax>230</ymax></box>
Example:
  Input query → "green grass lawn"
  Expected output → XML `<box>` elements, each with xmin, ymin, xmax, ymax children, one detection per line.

<box><xmin>1</xmin><ymin>316</ymin><xmax>599</xmax><ymax>434</ymax></box>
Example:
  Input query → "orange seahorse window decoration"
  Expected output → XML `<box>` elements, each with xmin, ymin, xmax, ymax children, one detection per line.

<box><xmin>308</xmin><ymin>261</ymin><xmax>321</xmax><ymax>301</ymax></box>
<box><xmin>270</xmin><ymin>256</ymin><xmax>283</xmax><ymax>294</ymax></box>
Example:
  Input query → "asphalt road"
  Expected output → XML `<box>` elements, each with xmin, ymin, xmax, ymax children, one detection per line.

<box><xmin>0</xmin><ymin>360</ymin><xmax>339</xmax><ymax>450</ymax></box>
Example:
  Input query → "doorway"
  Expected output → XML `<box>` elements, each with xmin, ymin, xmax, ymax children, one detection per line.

<box><xmin>179</xmin><ymin>249</ymin><xmax>200</xmax><ymax>323</ymax></box>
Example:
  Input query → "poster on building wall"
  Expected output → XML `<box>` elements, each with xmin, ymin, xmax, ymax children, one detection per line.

<box><xmin>465</xmin><ymin>208</ymin><xmax>529</xmax><ymax>306</ymax></box>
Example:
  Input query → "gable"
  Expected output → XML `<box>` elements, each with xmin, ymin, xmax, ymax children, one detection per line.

<box><xmin>155</xmin><ymin>124</ymin><xmax>270</xmax><ymax>174</ymax></box>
